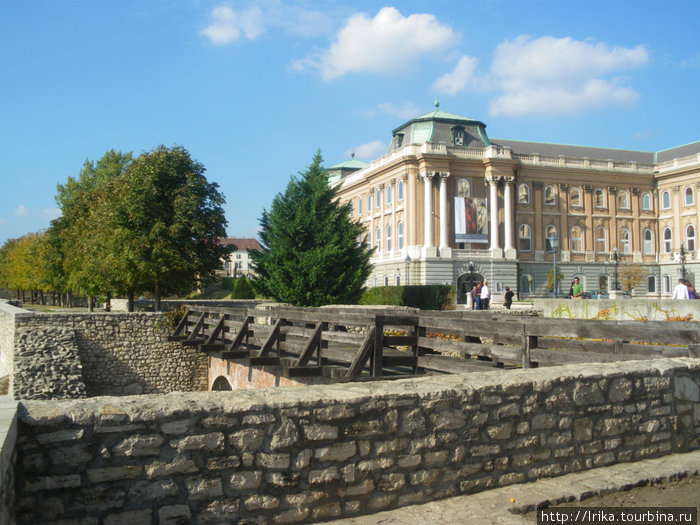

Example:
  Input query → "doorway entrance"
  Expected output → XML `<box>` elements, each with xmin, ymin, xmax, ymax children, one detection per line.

<box><xmin>457</xmin><ymin>271</ymin><xmax>485</xmax><ymax>305</ymax></box>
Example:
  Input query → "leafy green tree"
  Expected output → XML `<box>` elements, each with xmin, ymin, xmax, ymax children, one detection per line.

<box><xmin>620</xmin><ymin>263</ymin><xmax>646</xmax><ymax>293</ymax></box>
<box><xmin>108</xmin><ymin>145</ymin><xmax>230</xmax><ymax>310</ymax></box>
<box><xmin>249</xmin><ymin>152</ymin><xmax>372</xmax><ymax>306</ymax></box>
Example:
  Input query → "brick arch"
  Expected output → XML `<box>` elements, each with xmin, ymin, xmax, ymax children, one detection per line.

<box><xmin>211</xmin><ymin>376</ymin><xmax>232</xmax><ymax>391</ymax></box>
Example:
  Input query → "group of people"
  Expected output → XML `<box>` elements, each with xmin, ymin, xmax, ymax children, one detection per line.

<box><xmin>470</xmin><ymin>281</ymin><xmax>516</xmax><ymax>310</ymax></box>
<box><xmin>672</xmin><ymin>279</ymin><xmax>697</xmax><ymax>300</ymax></box>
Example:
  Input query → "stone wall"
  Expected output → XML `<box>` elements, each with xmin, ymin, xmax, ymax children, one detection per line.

<box><xmin>535</xmin><ymin>298</ymin><xmax>700</xmax><ymax>321</ymax></box>
<box><xmin>0</xmin><ymin>396</ymin><xmax>17</xmax><ymax>525</ymax></box>
<box><xmin>0</xmin><ymin>306</ymin><xmax>208</xmax><ymax>399</ymax></box>
<box><xmin>13</xmin><ymin>358</ymin><xmax>700</xmax><ymax>524</ymax></box>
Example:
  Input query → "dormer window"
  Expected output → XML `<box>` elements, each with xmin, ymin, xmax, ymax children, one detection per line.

<box><xmin>452</xmin><ymin>126</ymin><xmax>466</xmax><ymax>146</ymax></box>
<box><xmin>394</xmin><ymin>133</ymin><xmax>404</xmax><ymax>149</ymax></box>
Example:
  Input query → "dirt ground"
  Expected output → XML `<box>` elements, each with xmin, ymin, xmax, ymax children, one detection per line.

<box><xmin>524</xmin><ymin>475</ymin><xmax>699</xmax><ymax>522</ymax></box>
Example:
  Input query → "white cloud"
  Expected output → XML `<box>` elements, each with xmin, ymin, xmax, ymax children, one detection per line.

<box><xmin>487</xmin><ymin>36</ymin><xmax>648</xmax><ymax>117</ymax></box>
<box><xmin>14</xmin><ymin>205</ymin><xmax>29</xmax><ymax>218</ymax></box>
<box><xmin>299</xmin><ymin>7</ymin><xmax>457</xmax><ymax>80</ymax></box>
<box><xmin>201</xmin><ymin>5</ymin><xmax>264</xmax><ymax>45</ymax></box>
<box><xmin>362</xmin><ymin>102</ymin><xmax>421</xmax><ymax>120</ymax></box>
<box><xmin>433</xmin><ymin>55</ymin><xmax>486</xmax><ymax>95</ymax></box>
<box><xmin>349</xmin><ymin>140</ymin><xmax>387</xmax><ymax>160</ymax></box>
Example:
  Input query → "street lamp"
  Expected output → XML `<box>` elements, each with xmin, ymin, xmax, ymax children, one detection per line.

<box><xmin>612</xmin><ymin>248</ymin><xmax>620</xmax><ymax>291</ymax></box>
<box><xmin>404</xmin><ymin>254</ymin><xmax>411</xmax><ymax>286</ymax></box>
<box><xmin>468</xmin><ymin>261</ymin><xmax>474</xmax><ymax>308</ymax></box>
<box><xmin>680</xmin><ymin>243</ymin><xmax>687</xmax><ymax>281</ymax></box>
<box><xmin>551</xmin><ymin>235</ymin><xmax>559</xmax><ymax>298</ymax></box>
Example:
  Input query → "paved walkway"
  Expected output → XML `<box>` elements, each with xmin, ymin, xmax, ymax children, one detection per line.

<box><xmin>328</xmin><ymin>451</ymin><xmax>700</xmax><ymax>524</ymax></box>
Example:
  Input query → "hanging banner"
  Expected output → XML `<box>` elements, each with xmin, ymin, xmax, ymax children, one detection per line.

<box><xmin>455</xmin><ymin>196</ymin><xmax>488</xmax><ymax>243</ymax></box>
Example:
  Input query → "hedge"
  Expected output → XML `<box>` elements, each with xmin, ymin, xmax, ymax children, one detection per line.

<box><xmin>360</xmin><ymin>285</ymin><xmax>456</xmax><ymax>310</ymax></box>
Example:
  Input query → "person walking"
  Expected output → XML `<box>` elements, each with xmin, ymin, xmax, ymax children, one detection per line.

<box><xmin>686</xmin><ymin>281</ymin><xmax>696</xmax><ymax>299</ymax></box>
<box><xmin>672</xmin><ymin>278</ymin><xmax>690</xmax><ymax>300</ymax></box>
<box><xmin>571</xmin><ymin>277</ymin><xmax>584</xmax><ymax>299</ymax></box>
<box><xmin>504</xmin><ymin>287</ymin><xmax>514</xmax><ymax>309</ymax></box>
<box><xmin>474</xmin><ymin>282</ymin><xmax>482</xmax><ymax>310</ymax></box>
<box><xmin>480</xmin><ymin>280</ymin><xmax>491</xmax><ymax>310</ymax></box>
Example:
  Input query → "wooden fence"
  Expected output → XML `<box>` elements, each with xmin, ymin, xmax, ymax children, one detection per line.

<box><xmin>169</xmin><ymin>305</ymin><xmax>700</xmax><ymax>382</ymax></box>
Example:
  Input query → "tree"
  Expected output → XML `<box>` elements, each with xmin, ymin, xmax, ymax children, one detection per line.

<box><xmin>619</xmin><ymin>263</ymin><xmax>646</xmax><ymax>293</ymax></box>
<box><xmin>108</xmin><ymin>145</ymin><xmax>230</xmax><ymax>310</ymax></box>
<box><xmin>249</xmin><ymin>152</ymin><xmax>373</xmax><ymax>307</ymax></box>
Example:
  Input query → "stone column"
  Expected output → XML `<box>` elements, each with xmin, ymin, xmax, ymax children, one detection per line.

<box><xmin>487</xmin><ymin>175</ymin><xmax>501</xmax><ymax>256</ymax></box>
<box><xmin>439</xmin><ymin>172</ymin><xmax>450</xmax><ymax>253</ymax></box>
<box><xmin>422</xmin><ymin>172</ymin><xmax>435</xmax><ymax>249</ymax></box>
<box><xmin>559</xmin><ymin>183</ymin><xmax>570</xmax><ymax>262</ymax></box>
<box><xmin>503</xmin><ymin>176</ymin><xmax>515</xmax><ymax>259</ymax></box>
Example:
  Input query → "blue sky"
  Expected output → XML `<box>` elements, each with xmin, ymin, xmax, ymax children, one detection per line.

<box><xmin>1</xmin><ymin>1</ymin><xmax>699</xmax><ymax>245</ymax></box>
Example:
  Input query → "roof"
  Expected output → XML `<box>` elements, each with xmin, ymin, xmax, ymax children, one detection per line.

<box><xmin>328</xmin><ymin>156</ymin><xmax>369</xmax><ymax>170</ymax></box>
<box><xmin>392</xmin><ymin>98</ymin><xmax>486</xmax><ymax>136</ymax></box>
<box><xmin>656</xmin><ymin>141</ymin><xmax>700</xmax><ymax>163</ymax></box>
<box><xmin>221</xmin><ymin>238</ymin><xmax>261</xmax><ymax>251</ymax></box>
<box><xmin>491</xmin><ymin>138</ymin><xmax>655</xmax><ymax>164</ymax></box>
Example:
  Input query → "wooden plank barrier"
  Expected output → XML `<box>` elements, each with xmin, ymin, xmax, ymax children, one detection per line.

<box><xmin>169</xmin><ymin>305</ymin><xmax>699</xmax><ymax>383</ymax></box>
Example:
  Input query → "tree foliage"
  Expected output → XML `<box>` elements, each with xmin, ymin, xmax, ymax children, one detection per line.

<box><xmin>249</xmin><ymin>152</ymin><xmax>373</xmax><ymax>307</ymax></box>
<box><xmin>619</xmin><ymin>263</ymin><xmax>647</xmax><ymax>292</ymax></box>
<box><xmin>1</xmin><ymin>146</ymin><xmax>229</xmax><ymax>310</ymax></box>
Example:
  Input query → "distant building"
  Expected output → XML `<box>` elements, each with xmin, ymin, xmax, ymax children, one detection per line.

<box><xmin>221</xmin><ymin>237</ymin><xmax>261</xmax><ymax>278</ymax></box>
<box><xmin>331</xmin><ymin>101</ymin><xmax>699</xmax><ymax>301</ymax></box>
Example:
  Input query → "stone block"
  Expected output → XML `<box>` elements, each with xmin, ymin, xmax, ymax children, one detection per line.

<box><xmin>244</xmin><ymin>494</ymin><xmax>280</xmax><ymax>511</ymax></box>
<box><xmin>308</xmin><ymin>466</ymin><xmax>339</xmax><ymax>485</ymax></box>
<box><xmin>379</xmin><ymin>473</ymin><xmax>406</xmax><ymax>492</ymax></box>
<box><xmin>186</xmin><ymin>475</ymin><xmax>224</xmax><ymax>500</ymax></box>
<box><xmin>228</xmin><ymin>471</ymin><xmax>263</xmax><ymax>490</ymax></box>
<box><xmin>207</xmin><ymin>455</ymin><xmax>241</xmax><ymax>471</ymax></box>
<box><xmin>314</xmin><ymin>442</ymin><xmax>356</xmax><ymax>463</ymax></box>
<box><xmin>170</xmin><ymin>432</ymin><xmax>224</xmax><ymax>452</ymax></box>
<box><xmin>87</xmin><ymin>465</ymin><xmax>142</xmax><ymax>483</ymax></box>
<box><xmin>229</xmin><ymin>429</ymin><xmax>265</xmax><ymax>452</ymax></box>
<box><xmin>128</xmin><ymin>479</ymin><xmax>180</xmax><ymax>501</ymax></box>
<box><xmin>256</xmin><ymin>452</ymin><xmax>291</xmax><ymax>470</ymax></box>
<box><xmin>487</xmin><ymin>422</ymin><xmax>512</xmax><ymax>440</ymax></box>
<box><xmin>112</xmin><ymin>434</ymin><xmax>164</xmax><ymax>457</ymax></box>
<box><xmin>274</xmin><ymin>507</ymin><xmax>311</xmax><ymax>524</ymax></box>
<box><xmin>103</xmin><ymin>509</ymin><xmax>152</xmax><ymax>525</ymax></box>
<box><xmin>303</xmin><ymin>423</ymin><xmax>338</xmax><ymax>441</ymax></box>
<box><xmin>270</xmin><ymin>417</ymin><xmax>300</xmax><ymax>450</ymax></box>
<box><xmin>158</xmin><ymin>504</ymin><xmax>191</xmax><ymax>525</ymax></box>
<box><xmin>674</xmin><ymin>376</ymin><xmax>699</xmax><ymax>402</ymax></box>
<box><xmin>24</xmin><ymin>474</ymin><xmax>81</xmax><ymax>492</ymax></box>
<box><xmin>146</xmin><ymin>458</ymin><xmax>199</xmax><ymax>479</ymax></box>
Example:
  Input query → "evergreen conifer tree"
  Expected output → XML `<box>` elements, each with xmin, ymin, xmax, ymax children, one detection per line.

<box><xmin>250</xmin><ymin>152</ymin><xmax>373</xmax><ymax>306</ymax></box>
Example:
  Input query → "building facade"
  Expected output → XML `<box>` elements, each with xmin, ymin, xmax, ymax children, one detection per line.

<box><xmin>221</xmin><ymin>237</ymin><xmax>261</xmax><ymax>278</ymax></box>
<box><xmin>332</xmin><ymin>102</ymin><xmax>699</xmax><ymax>303</ymax></box>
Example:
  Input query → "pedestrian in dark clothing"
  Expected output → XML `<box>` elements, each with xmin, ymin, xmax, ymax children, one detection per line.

<box><xmin>504</xmin><ymin>287</ymin><xmax>514</xmax><ymax>309</ymax></box>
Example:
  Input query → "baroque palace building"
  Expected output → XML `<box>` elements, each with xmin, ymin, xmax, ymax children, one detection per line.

<box><xmin>328</xmin><ymin>101</ymin><xmax>699</xmax><ymax>304</ymax></box>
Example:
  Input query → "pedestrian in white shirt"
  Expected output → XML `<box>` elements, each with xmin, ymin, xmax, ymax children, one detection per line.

<box><xmin>672</xmin><ymin>278</ymin><xmax>690</xmax><ymax>300</ymax></box>
<box><xmin>480</xmin><ymin>280</ymin><xmax>491</xmax><ymax>310</ymax></box>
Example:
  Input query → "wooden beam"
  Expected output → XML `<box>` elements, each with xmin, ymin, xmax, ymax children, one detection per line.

<box><xmin>258</xmin><ymin>319</ymin><xmax>282</xmax><ymax>357</ymax></box>
<box><xmin>346</xmin><ymin>326</ymin><xmax>375</xmax><ymax>379</ymax></box>
<box><xmin>295</xmin><ymin>322</ymin><xmax>324</xmax><ymax>367</ymax></box>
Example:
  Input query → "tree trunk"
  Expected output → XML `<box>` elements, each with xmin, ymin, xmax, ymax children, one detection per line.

<box><xmin>154</xmin><ymin>282</ymin><xmax>161</xmax><ymax>312</ymax></box>
<box><xmin>88</xmin><ymin>295</ymin><xmax>94</xmax><ymax>313</ymax></box>
<box><xmin>128</xmin><ymin>290</ymin><xmax>135</xmax><ymax>312</ymax></box>
<box><xmin>105</xmin><ymin>293</ymin><xmax>111</xmax><ymax>312</ymax></box>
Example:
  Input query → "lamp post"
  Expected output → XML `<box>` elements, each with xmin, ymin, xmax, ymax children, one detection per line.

<box><xmin>680</xmin><ymin>243</ymin><xmax>687</xmax><ymax>281</ymax></box>
<box><xmin>404</xmin><ymin>254</ymin><xmax>411</xmax><ymax>286</ymax></box>
<box><xmin>613</xmin><ymin>249</ymin><xmax>620</xmax><ymax>291</ymax></box>
<box><xmin>551</xmin><ymin>235</ymin><xmax>559</xmax><ymax>298</ymax></box>
<box><xmin>468</xmin><ymin>261</ymin><xmax>474</xmax><ymax>308</ymax></box>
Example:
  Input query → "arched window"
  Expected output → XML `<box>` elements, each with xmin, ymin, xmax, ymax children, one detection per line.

<box><xmin>366</xmin><ymin>231</ymin><xmax>371</xmax><ymax>247</ymax></box>
<box><xmin>641</xmin><ymin>192</ymin><xmax>652</xmax><ymax>211</ymax></box>
<box><xmin>376</xmin><ymin>188</ymin><xmax>381</xmax><ymax>208</ymax></box>
<box><xmin>618</xmin><ymin>191</ymin><xmax>629</xmax><ymax>209</ymax></box>
<box><xmin>647</xmin><ymin>275</ymin><xmax>656</xmax><ymax>294</ymax></box>
<box><xmin>386</xmin><ymin>225</ymin><xmax>392</xmax><ymax>252</ymax></box>
<box><xmin>642</xmin><ymin>229</ymin><xmax>653</xmax><ymax>255</ymax></box>
<box><xmin>619</xmin><ymin>228</ymin><xmax>631</xmax><ymax>254</ymax></box>
<box><xmin>375</xmin><ymin>227</ymin><xmax>381</xmax><ymax>252</ymax></box>
<box><xmin>373</xmin><ymin>277</ymin><xmax>378</xmax><ymax>288</ymax></box>
<box><xmin>520</xmin><ymin>274</ymin><xmax>533</xmax><ymax>294</ymax></box>
<box><xmin>685</xmin><ymin>186</ymin><xmax>695</xmax><ymax>206</ymax></box>
<box><xmin>661</xmin><ymin>191</ymin><xmax>671</xmax><ymax>209</ymax></box>
<box><xmin>663</xmin><ymin>227</ymin><xmax>672</xmax><ymax>253</ymax></box>
<box><xmin>349</xmin><ymin>200</ymin><xmax>354</xmax><ymax>218</ymax></box>
<box><xmin>519</xmin><ymin>224</ymin><xmax>532</xmax><ymax>252</ymax></box>
<box><xmin>457</xmin><ymin>178</ymin><xmax>471</xmax><ymax>197</ymax></box>
<box><xmin>686</xmin><ymin>225</ymin><xmax>696</xmax><ymax>252</ymax></box>
<box><xmin>544</xmin><ymin>185</ymin><xmax>556</xmax><ymax>206</ymax></box>
<box><xmin>398</xmin><ymin>221</ymin><xmax>404</xmax><ymax>249</ymax></box>
<box><xmin>367</xmin><ymin>194</ymin><xmax>372</xmax><ymax>212</ymax></box>
<box><xmin>395</xmin><ymin>275</ymin><xmax>400</xmax><ymax>286</ymax></box>
<box><xmin>383</xmin><ymin>276</ymin><xmax>389</xmax><ymax>287</ymax></box>
<box><xmin>398</xmin><ymin>179</ymin><xmax>404</xmax><ymax>201</ymax></box>
<box><xmin>569</xmin><ymin>187</ymin><xmax>581</xmax><ymax>207</ymax></box>
<box><xmin>662</xmin><ymin>275</ymin><xmax>671</xmax><ymax>294</ymax></box>
<box><xmin>599</xmin><ymin>275</ymin><xmax>609</xmax><ymax>292</ymax></box>
<box><xmin>570</xmin><ymin>225</ymin><xmax>583</xmax><ymax>253</ymax></box>
<box><xmin>358</xmin><ymin>196</ymin><xmax>362</xmax><ymax>215</ymax></box>
<box><xmin>545</xmin><ymin>225</ymin><xmax>558</xmax><ymax>252</ymax></box>
<box><xmin>594</xmin><ymin>188</ymin><xmax>606</xmax><ymax>208</ymax></box>
<box><xmin>386</xmin><ymin>184</ymin><xmax>392</xmax><ymax>205</ymax></box>
<box><xmin>595</xmin><ymin>227</ymin><xmax>607</xmax><ymax>253</ymax></box>
<box><xmin>518</xmin><ymin>184</ymin><xmax>530</xmax><ymax>204</ymax></box>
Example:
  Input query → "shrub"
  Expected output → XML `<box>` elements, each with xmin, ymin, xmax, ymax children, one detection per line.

<box><xmin>360</xmin><ymin>285</ymin><xmax>455</xmax><ymax>310</ymax></box>
<box><xmin>231</xmin><ymin>276</ymin><xmax>256</xmax><ymax>299</ymax></box>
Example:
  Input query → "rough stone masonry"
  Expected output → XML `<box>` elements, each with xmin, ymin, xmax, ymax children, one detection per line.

<box><xmin>13</xmin><ymin>357</ymin><xmax>700</xmax><ymax>524</ymax></box>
